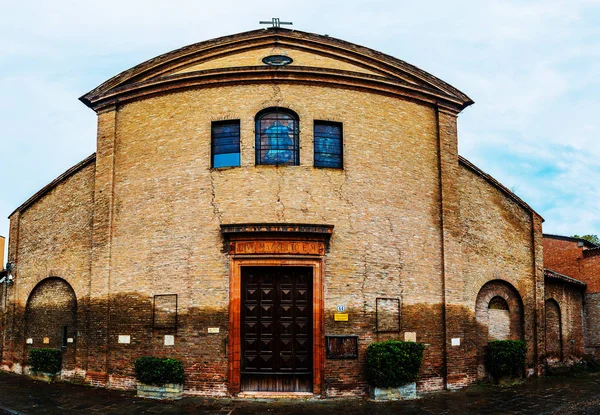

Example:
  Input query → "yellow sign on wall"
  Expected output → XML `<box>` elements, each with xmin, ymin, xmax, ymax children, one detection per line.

<box><xmin>334</xmin><ymin>313</ymin><xmax>348</xmax><ymax>321</ymax></box>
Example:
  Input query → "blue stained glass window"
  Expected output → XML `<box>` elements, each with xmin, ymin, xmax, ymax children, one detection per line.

<box><xmin>314</xmin><ymin>121</ymin><xmax>343</xmax><ymax>169</ymax></box>
<box><xmin>212</xmin><ymin>120</ymin><xmax>240</xmax><ymax>168</ymax></box>
<box><xmin>255</xmin><ymin>108</ymin><xmax>299</xmax><ymax>165</ymax></box>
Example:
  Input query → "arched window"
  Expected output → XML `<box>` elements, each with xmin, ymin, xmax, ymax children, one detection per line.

<box><xmin>255</xmin><ymin>108</ymin><xmax>299</xmax><ymax>165</ymax></box>
<box><xmin>488</xmin><ymin>296</ymin><xmax>509</xmax><ymax>310</ymax></box>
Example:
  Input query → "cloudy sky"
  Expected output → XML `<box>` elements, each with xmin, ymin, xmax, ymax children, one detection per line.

<box><xmin>1</xmin><ymin>0</ymin><xmax>599</xmax><ymax>256</ymax></box>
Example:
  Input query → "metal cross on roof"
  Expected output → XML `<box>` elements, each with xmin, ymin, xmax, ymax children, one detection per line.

<box><xmin>259</xmin><ymin>18</ymin><xmax>293</xmax><ymax>28</ymax></box>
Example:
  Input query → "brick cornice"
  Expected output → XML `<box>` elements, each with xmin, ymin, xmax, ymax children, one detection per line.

<box><xmin>220</xmin><ymin>223</ymin><xmax>334</xmax><ymax>236</ymax></box>
<box><xmin>80</xmin><ymin>28</ymin><xmax>473</xmax><ymax>113</ymax></box>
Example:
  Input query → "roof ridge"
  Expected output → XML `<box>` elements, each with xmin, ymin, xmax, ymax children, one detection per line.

<box><xmin>9</xmin><ymin>153</ymin><xmax>97</xmax><ymax>218</ymax></box>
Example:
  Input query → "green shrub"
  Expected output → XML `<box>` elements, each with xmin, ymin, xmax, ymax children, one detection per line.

<box><xmin>487</xmin><ymin>340</ymin><xmax>526</xmax><ymax>379</ymax></box>
<box><xmin>134</xmin><ymin>357</ymin><xmax>184</xmax><ymax>386</ymax></box>
<box><xmin>366</xmin><ymin>340</ymin><xmax>425</xmax><ymax>387</ymax></box>
<box><xmin>29</xmin><ymin>348</ymin><xmax>62</xmax><ymax>374</ymax></box>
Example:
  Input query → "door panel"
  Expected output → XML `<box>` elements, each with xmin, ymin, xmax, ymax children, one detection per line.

<box><xmin>241</xmin><ymin>266</ymin><xmax>312</xmax><ymax>391</ymax></box>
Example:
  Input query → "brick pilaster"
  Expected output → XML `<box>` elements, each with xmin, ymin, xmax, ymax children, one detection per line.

<box><xmin>436</xmin><ymin>108</ymin><xmax>469</xmax><ymax>389</ymax></box>
<box><xmin>86</xmin><ymin>107</ymin><xmax>117</xmax><ymax>383</ymax></box>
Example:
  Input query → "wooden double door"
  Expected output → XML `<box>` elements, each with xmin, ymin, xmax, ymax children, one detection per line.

<box><xmin>241</xmin><ymin>266</ymin><xmax>313</xmax><ymax>392</ymax></box>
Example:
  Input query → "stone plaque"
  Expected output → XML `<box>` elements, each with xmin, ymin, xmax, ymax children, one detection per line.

<box><xmin>451</xmin><ymin>338</ymin><xmax>461</xmax><ymax>346</ymax></box>
<box><xmin>326</xmin><ymin>335</ymin><xmax>359</xmax><ymax>359</ymax></box>
<box><xmin>67</xmin><ymin>338</ymin><xmax>74</xmax><ymax>343</ymax></box>
<box><xmin>376</xmin><ymin>298</ymin><xmax>400</xmax><ymax>332</ymax></box>
<box><xmin>207</xmin><ymin>327</ymin><xmax>220</xmax><ymax>334</ymax></box>
<box><xmin>118</xmin><ymin>335</ymin><xmax>131</xmax><ymax>344</ymax></box>
<box><xmin>404</xmin><ymin>332</ymin><xmax>417</xmax><ymax>342</ymax></box>
<box><xmin>164</xmin><ymin>335</ymin><xmax>175</xmax><ymax>346</ymax></box>
<box><xmin>26</xmin><ymin>338</ymin><xmax>33</xmax><ymax>344</ymax></box>
<box><xmin>43</xmin><ymin>337</ymin><xmax>49</xmax><ymax>344</ymax></box>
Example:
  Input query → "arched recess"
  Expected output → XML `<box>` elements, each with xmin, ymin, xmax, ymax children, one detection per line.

<box><xmin>545</xmin><ymin>299</ymin><xmax>562</xmax><ymax>362</ymax></box>
<box><xmin>475</xmin><ymin>280</ymin><xmax>524</xmax><ymax>378</ymax></box>
<box><xmin>25</xmin><ymin>277</ymin><xmax>77</xmax><ymax>370</ymax></box>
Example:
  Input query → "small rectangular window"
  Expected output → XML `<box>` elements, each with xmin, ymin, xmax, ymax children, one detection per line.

<box><xmin>212</xmin><ymin>120</ymin><xmax>240</xmax><ymax>168</ymax></box>
<box><xmin>314</xmin><ymin>121</ymin><xmax>343</xmax><ymax>169</ymax></box>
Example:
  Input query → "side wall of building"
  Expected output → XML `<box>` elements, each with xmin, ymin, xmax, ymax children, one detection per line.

<box><xmin>544</xmin><ymin>279</ymin><xmax>584</xmax><ymax>363</ymax></box>
<box><xmin>2</xmin><ymin>163</ymin><xmax>95</xmax><ymax>378</ymax></box>
<box><xmin>459</xmin><ymin>163</ymin><xmax>543</xmax><ymax>378</ymax></box>
<box><xmin>543</xmin><ymin>238</ymin><xmax>585</xmax><ymax>281</ymax></box>
<box><xmin>543</xmin><ymin>238</ymin><xmax>600</xmax><ymax>358</ymax></box>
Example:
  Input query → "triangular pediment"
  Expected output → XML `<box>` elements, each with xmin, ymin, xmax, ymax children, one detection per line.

<box><xmin>80</xmin><ymin>28</ymin><xmax>473</xmax><ymax>113</ymax></box>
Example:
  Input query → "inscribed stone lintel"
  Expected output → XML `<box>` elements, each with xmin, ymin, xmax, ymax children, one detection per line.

<box><xmin>229</xmin><ymin>240</ymin><xmax>324</xmax><ymax>256</ymax></box>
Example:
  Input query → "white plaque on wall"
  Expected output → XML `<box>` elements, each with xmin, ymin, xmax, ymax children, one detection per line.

<box><xmin>404</xmin><ymin>332</ymin><xmax>417</xmax><ymax>342</ymax></box>
<box><xmin>67</xmin><ymin>338</ymin><xmax>74</xmax><ymax>343</ymax></box>
<box><xmin>451</xmin><ymin>338</ymin><xmax>461</xmax><ymax>346</ymax></box>
<box><xmin>26</xmin><ymin>338</ymin><xmax>33</xmax><ymax>344</ymax></box>
<box><xmin>118</xmin><ymin>335</ymin><xmax>131</xmax><ymax>344</ymax></box>
<box><xmin>207</xmin><ymin>327</ymin><xmax>220</xmax><ymax>334</ymax></box>
<box><xmin>164</xmin><ymin>335</ymin><xmax>175</xmax><ymax>346</ymax></box>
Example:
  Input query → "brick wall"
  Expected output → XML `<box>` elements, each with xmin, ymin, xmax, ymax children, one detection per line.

<box><xmin>543</xmin><ymin>238</ymin><xmax>585</xmax><ymax>281</ymax></box>
<box><xmin>460</xmin><ymin>164</ymin><xmax>542</xmax><ymax>379</ymax></box>
<box><xmin>543</xmin><ymin>236</ymin><xmax>600</xmax><ymax>358</ymax></box>
<box><xmin>3</xmin><ymin>162</ymin><xmax>94</xmax><ymax>374</ymax></box>
<box><xmin>544</xmin><ymin>280</ymin><xmax>584</xmax><ymax>363</ymax></box>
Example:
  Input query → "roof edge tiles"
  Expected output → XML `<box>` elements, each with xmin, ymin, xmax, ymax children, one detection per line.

<box><xmin>9</xmin><ymin>153</ymin><xmax>97</xmax><ymax>218</ymax></box>
<box><xmin>544</xmin><ymin>268</ymin><xmax>587</xmax><ymax>287</ymax></box>
<box><xmin>458</xmin><ymin>156</ymin><xmax>542</xmax><ymax>219</ymax></box>
<box><xmin>543</xmin><ymin>233</ymin><xmax>598</xmax><ymax>248</ymax></box>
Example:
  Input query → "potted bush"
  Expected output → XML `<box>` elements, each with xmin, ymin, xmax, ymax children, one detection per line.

<box><xmin>28</xmin><ymin>348</ymin><xmax>62</xmax><ymax>382</ymax></box>
<box><xmin>134</xmin><ymin>357</ymin><xmax>185</xmax><ymax>399</ymax></box>
<box><xmin>486</xmin><ymin>340</ymin><xmax>526</xmax><ymax>384</ymax></box>
<box><xmin>366</xmin><ymin>340</ymin><xmax>425</xmax><ymax>400</ymax></box>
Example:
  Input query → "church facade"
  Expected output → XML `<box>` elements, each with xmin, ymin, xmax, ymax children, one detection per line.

<box><xmin>1</xmin><ymin>28</ymin><xmax>546</xmax><ymax>397</ymax></box>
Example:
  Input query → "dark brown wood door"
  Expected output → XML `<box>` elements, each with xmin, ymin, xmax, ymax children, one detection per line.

<box><xmin>241</xmin><ymin>266</ymin><xmax>313</xmax><ymax>392</ymax></box>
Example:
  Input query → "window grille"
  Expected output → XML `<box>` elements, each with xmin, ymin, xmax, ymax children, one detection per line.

<box><xmin>314</xmin><ymin>121</ymin><xmax>343</xmax><ymax>169</ymax></box>
<box><xmin>212</xmin><ymin>120</ymin><xmax>240</xmax><ymax>168</ymax></box>
<box><xmin>255</xmin><ymin>108</ymin><xmax>299</xmax><ymax>165</ymax></box>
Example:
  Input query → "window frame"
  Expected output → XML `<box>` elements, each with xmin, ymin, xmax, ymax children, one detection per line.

<box><xmin>313</xmin><ymin>120</ymin><xmax>343</xmax><ymax>169</ymax></box>
<box><xmin>255</xmin><ymin>107</ymin><xmax>300</xmax><ymax>166</ymax></box>
<box><xmin>211</xmin><ymin>119</ymin><xmax>241</xmax><ymax>169</ymax></box>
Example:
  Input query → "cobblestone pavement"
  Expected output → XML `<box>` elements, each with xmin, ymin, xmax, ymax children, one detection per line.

<box><xmin>1</xmin><ymin>371</ymin><xmax>600</xmax><ymax>414</ymax></box>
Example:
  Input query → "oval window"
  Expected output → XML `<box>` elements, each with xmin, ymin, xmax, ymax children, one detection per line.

<box><xmin>262</xmin><ymin>55</ymin><xmax>293</xmax><ymax>66</ymax></box>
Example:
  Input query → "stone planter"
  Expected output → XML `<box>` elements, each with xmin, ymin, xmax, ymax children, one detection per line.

<box><xmin>137</xmin><ymin>383</ymin><xmax>183</xmax><ymax>400</ymax></box>
<box><xmin>370</xmin><ymin>382</ymin><xmax>417</xmax><ymax>400</ymax></box>
<box><xmin>29</xmin><ymin>372</ymin><xmax>59</xmax><ymax>383</ymax></box>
